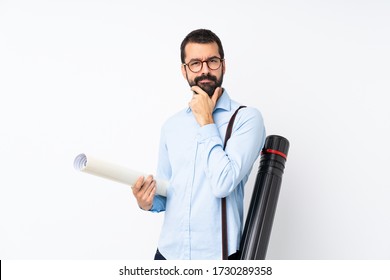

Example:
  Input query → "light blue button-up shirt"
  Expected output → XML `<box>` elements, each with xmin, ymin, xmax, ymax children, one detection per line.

<box><xmin>150</xmin><ymin>90</ymin><xmax>265</xmax><ymax>259</ymax></box>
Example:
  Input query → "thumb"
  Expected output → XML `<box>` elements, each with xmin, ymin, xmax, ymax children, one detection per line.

<box><xmin>212</xmin><ymin>87</ymin><xmax>222</xmax><ymax>104</ymax></box>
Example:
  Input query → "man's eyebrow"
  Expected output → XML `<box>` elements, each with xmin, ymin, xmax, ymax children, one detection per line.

<box><xmin>187</xmin><ymin>56</ymin><xmax>220</xmax><ymax>62</ymax></box>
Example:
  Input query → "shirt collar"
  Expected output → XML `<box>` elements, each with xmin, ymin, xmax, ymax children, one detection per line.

<box><xmin>215</xmin><ymin>89</ymin><xmax>231</xmax><ymax>112</ymax></box>
<box><xmin>186</xmin><ymin>88</ymin><xmax>231</xmax><ymax>113</ymax></box>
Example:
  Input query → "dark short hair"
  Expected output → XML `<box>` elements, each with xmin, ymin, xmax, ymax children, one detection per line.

<box><xmin>180</xmin><ymin>29</ymin><xmax>224</xmax><ymax>63</ymax></box>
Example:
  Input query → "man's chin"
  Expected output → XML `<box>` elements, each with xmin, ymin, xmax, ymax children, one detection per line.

<box><xmin>198</xmin><ymin>84</ymin><xmax>215</xmax><ymax>97</ymax></box>
<box><xmin>203</xmin><ymin>88</ymin><xmax>215</xmax><ymax>97</ymax></box>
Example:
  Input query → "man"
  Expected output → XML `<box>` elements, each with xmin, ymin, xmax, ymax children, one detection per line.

<box><xmin>132</xmin><ymin>29</ymin><xmax>265</xmax><ymax>260</ymax></box>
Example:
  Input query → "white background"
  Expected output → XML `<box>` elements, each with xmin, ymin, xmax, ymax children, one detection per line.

<box><xmin>1</xmin><ymin>0</ymin><xmax>389</xmax><ymax>260</ymax></box>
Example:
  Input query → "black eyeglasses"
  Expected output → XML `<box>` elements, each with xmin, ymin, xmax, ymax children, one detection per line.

<box><xmin>183</xmin><ymin>57</ymin><xmax>224</xmax><ymax>73</ymax></box>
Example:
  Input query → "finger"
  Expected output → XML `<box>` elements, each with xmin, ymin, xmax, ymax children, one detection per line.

<box><xmin>191</xmin><ymin>86</ymin><xmax>207</xmax><ymax>97</ymax></box>
<box><xmin>217</xmin><ymin>87</ymin><xmax>223</xmax><ymax>98</ymax></box>
<box><xmin>145</xmin><ymin>180</ymin><xmax>157</xmax><ymax>198</ymax></box>
<box><xmin>132</xmin><ymin>176</ymin><xmax>144</xmax><ymax>193</ymax></box>
<box><xmin>191</xmin><ymin>86</ymin><xmax>200</xmax><ymax>95</ymax></box>
<box><xmin>145</xmin><ymin>184</ymin><xmax>157</xmax><ymax>207</ymax></box>
<box><xmin>144</xmin><ymin>175</ymin><xmax>154</xmax><ymax>186</ymax></box>
<box><xmin>211</xmin><ymin>87</ymin><xmax>222</xmax><ymax>104</ymax></box>
<box><xmin>142</xmin><ymin>179</ymin><xmax>156</xmax><ymax>200</ymax></box>
<box><xmin>149</xmin><ymin>183</ymin><xmax>157</xmax><ymax>198</ymax></box>
<box><xmin>141</xmin><ymin>175</ymin><xmax>154</xmax><ymax>195</ymax></box>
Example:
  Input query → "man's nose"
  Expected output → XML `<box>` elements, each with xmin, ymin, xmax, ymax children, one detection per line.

<box><xmin>201</xmin><ymin>61</ymin><xmax>210</xmax><ymax>74</ymax></box>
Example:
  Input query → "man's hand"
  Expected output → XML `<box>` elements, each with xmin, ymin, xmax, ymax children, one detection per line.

<box><xmin>132</xmin><ymin>175</ymin><xmax>156</xmax><ymax>211</ymax></box>
<box><xmin>189</xmin><ymin>86</ymin><xmax>223</xmax><ymax>126</ymax></box>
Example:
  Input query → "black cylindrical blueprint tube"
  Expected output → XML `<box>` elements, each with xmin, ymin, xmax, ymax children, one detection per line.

<box><xmin>239</xmin><ymin>135</ymin><xmax>290</xmax><ymax>260</ymax></box>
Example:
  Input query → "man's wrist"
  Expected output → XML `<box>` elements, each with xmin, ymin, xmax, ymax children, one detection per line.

<box><xmin>199</xmin><ymin>116</ymin><xmax>214</xmax><ymax>126</ymax></box>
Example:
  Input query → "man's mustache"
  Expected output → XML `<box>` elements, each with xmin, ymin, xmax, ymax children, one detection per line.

<box><xmin>194</xmin><ymin>74</ymin><xmax>217</xmax><ymax>84</ymax></box>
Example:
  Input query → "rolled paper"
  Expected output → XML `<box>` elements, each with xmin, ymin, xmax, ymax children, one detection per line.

<box><xmin>73</xmin><ymin>153</ymin><xmax>167</xmax><ymax>197</ymax></box>
<box><xmin>239</xmin><ymin>135</ymin><xmax>289</xmax><ymax>260</ymax></box>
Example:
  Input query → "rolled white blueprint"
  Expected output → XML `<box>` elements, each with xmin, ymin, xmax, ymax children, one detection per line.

<box><xmin>73</xmin><ymin>153</ymin><xmax>167</xmax><ymax>197</ymax></box>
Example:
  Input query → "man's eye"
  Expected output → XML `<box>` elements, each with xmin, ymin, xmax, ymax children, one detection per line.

<box><xmin>190</xmin><ymin>61</ymin><xmax>201</xmax><ymax>67</ymax></box>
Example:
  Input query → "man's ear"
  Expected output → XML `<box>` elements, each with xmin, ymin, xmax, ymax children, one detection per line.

<box><xmin>222</xmin><ymin>60</ymin><xmax>226</xmax><ymax>74</ymax></box>
<box><xmin>181</xmin><ymin>64</ymin><xmax>188</xmax><ymax>79</ymax></box>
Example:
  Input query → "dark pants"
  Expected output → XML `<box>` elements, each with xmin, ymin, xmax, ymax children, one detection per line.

<box><xmin>154</xmin><ymin>249</ymin><xmax>240</xmax><ymax>260</ymax></box>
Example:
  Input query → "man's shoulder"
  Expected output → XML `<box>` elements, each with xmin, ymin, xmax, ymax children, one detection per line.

<box><xmin>230</xmin><ymin>101</ymin><xmax>264</xmax><ymax>123</ymax></box>
<box><xmin>224</xmin><ymin>91</ymin><xmax>263</xmax><ymax>119</ymax></box>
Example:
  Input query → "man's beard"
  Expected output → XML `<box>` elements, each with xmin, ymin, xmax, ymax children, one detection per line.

<box><xmin>188</xmin><ymin>73</ymin><xmax>224</xmax><ymax>97</ymax></box>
